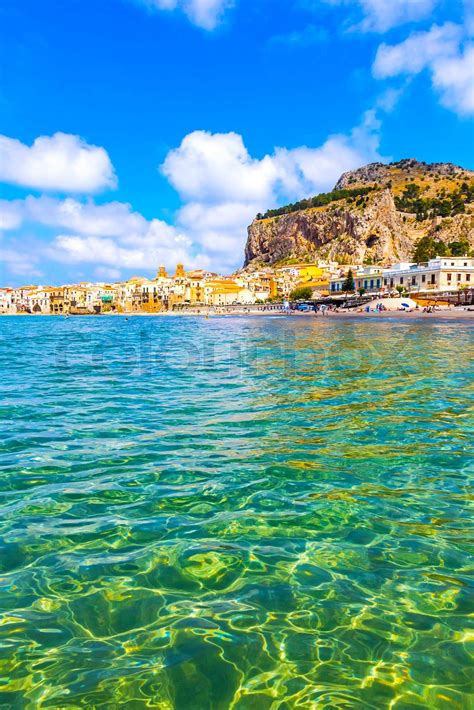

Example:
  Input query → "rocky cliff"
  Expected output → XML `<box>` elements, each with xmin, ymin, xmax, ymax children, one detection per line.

<box><xmin>244</xmin><ymin>160</ymin><xmax>474</xmax><ymax>268</ymax></box>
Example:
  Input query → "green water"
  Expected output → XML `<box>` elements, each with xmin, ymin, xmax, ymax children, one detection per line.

<box><xmin>0</xmin><ymin>315</ymin><xmax>473</xmax><ymax>709</ymax></box>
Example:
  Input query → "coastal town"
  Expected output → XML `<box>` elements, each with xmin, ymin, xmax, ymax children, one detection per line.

<box><xmin>1</xmin><ymin>255</ymin><xmax>474</xmax><ymax>315</ymax></box>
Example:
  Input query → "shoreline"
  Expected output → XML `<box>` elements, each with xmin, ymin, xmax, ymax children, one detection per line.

<box><xmin>2</xmin><ymin>308</ymin><xmax>474</xmax><ymax>320</ymax></box>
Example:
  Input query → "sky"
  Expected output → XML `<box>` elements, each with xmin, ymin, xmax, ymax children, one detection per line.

<box><xmin>0</xmin><ymin>0</ymin><xmax>473</xmax><ymax>285</ymax></box>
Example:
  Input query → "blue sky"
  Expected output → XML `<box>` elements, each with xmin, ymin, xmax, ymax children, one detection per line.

<box><xmin>0</xmin><ymin>0</ymin><xmax>473</xmax><ymax>285</ymax></box>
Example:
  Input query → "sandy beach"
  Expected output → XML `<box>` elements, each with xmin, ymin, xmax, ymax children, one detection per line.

<box><xmin>3</xmin><ymin>307</ymin><xmax>474</xmax><ymax>320</ymax></box>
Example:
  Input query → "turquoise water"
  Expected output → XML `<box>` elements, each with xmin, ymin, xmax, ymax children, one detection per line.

<box><xmin>0</xmin><ymin>315</ymin><xmax>473</xmax><ymax>709</ymax></box>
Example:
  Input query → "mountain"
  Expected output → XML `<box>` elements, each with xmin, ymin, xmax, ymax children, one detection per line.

<box><xmin>243</xmin><ymin>160</ymin><xmax>474</xmax><ymax>269</ymax></box>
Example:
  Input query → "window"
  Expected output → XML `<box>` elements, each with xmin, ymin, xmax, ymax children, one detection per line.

<box><xmin>422</xmin><ymin>274</ymin><xmax>426</xmax><ymax>283</ymax></box>
<box><xmin>467</xmin><ymin>274</ymin><xmax>471</xmax><ymax>282</ymax></box>
<box><xmin>431</xmin><ymin>274</ymin><xmax>436</xmax><ymax>284</ymax></box>
<box><xmin>412</xmin><ymin>276</ymin><xmax>416</xmax><ymax>285</ymax></box>
<box><xmin>447</xmin><ymin>273</ymin><xmax>452</xmax><ymax>281</ymax></box>
<box><xmin>400</xmin><ymin>277</ymin><xmax>404</xmax><ymax>284</ymax></box>
<box><xmin>457</xmin><ymin>274</ymin><xmax>462</xmax><ymax>282</ymax></box>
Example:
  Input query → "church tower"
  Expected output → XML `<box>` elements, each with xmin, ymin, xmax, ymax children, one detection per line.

<box><xmin>157</xmin><ymin>265</ymin><xmax>168</xmax><ymax>279</ymax></box>
<box><xmin>175</xmin><ymin>263</ymin><xmax>185</xmax><ymax>279</ymax></box>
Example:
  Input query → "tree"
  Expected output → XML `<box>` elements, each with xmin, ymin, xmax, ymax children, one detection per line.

<box><xmin>403</xmin><ymin>183</ymin><xmax>421</xmax><ymax>200</ymax></box>
<box><xmin>342</xmin><ymin>269</ymin><xmax>355</xmax><ymax>293</ymax></box>
<box><xmin>413</xmin><ymin>236</ymin><xmax>448</xmax><ymax>263</ymax></box>
<box><xmin>449</xmin><ymin>239</ymin><xmax>470</xmax><ymax>256</ymax></box>
<box><xmin>395</xmin><ymin>285</ymin><xmax>405</xmax><ymax>295</ymax></box>
<box><xmin>358</xmin><ymin>287</ymin><xmax>366</xmax><ymax>297</ymax></box>
<box><xmin>290</xmin><ymin>286</ymin><xmax>313</xmax><ymax>301</ymax></box>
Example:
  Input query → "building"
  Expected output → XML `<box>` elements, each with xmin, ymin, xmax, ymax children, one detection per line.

<box><xmin>383</xmin><ymin>256</ymin><xmax>474</xmax><ymax>293</ymax></box>
<box><xmin>0</xmin><ymin>289</ymin><xmax>15</xmax><ymax>314</ymax></box>
<box><xmin>48</xmin><ymin>287</ymin><xmax>66</xmax><ymax>314</ymax></box>
<box><xmin>203</xmin><ymin>279</ymin><xmax>256</xmax><ymax>306</ymax></box>
<box><xmin>330</xmin><ymin>266</ymin><xmax>384</xmax><ymax>294</ymax></box>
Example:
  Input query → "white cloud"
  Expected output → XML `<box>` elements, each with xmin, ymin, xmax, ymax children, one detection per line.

<box><xmin>24</xmin><ymin>196</ymin><xmax>145</xmax><ymax>236</ymax></box>
<box><xmin>52</xmin><ymin>227</ymin><xmax>200</xmax><ymax>273</ymax></box>
<box><xmin>161</xmin><ymin>113</ymin><xmax>383</xmax><ymax>270</ymax></box>
<box><xmin>0</xmin><ymin>195</ymin><xmax>199</xmax><ymax>280</ymax></box>
<box><xmin>0</xmin><ymin>132</ymin><xmax>117</xmax><ymax>193</ymax></box>
<box><xmin>0</xmin><ymin>240</ymin><xmax>42</xmax><ymax>278</ymax></box>
<box><xmin>162</xmin><ymin>131</ymin><xmax>278</xmax><ymax>204</ymax></box>
<box><xmin>1</xmin><ymin>111</ymin><xmax>383</xmax><ymax>281</ymax></box>
<box><xmin>323</xmin><ymin>0</ymin><xmax>439</xmax><ymax>32</ymax></box>
<box><xmin>373</xmin><ymin>23</ymin><xmax>462</xmax><ymax>76</ymax></box>
<box><xmin>373</xmin><ymin>23</ymin><xmax>474</xmax><ymax>115</ymax></box>
<box><xmin>0</xmin><ymin>201</ymin><xmax>23</xmax><ymax>230</ymax></box>
<box><xmin>134</xmin><ymin>0</ymin><xmax>233</xmax><ymax>30</ymax></box>
<box><xmin>430</xmin><ymin>44</ymin><xmax>474</xmax><ymax>115</ymax></box>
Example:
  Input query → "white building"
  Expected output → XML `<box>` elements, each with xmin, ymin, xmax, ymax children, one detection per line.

<box><xmin>0</xmin><ymin>289</ymin><xmax>15</xmax><ymax>314</ymax></box>
<box><xmin>383</xmin><ymin>256</ymin><xmax>474</xmax><ymax>293</ymax></box>
<box><xmin>25</xmin><ymin>288</ymin><xmax>51</xmax><ymax>314</ymax></box>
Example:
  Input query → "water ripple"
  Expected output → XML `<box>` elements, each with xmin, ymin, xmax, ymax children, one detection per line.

<box><xmin>0</xmin><ymin>315</ymin><xmax>473</xmax><ymax>708</ymax></box>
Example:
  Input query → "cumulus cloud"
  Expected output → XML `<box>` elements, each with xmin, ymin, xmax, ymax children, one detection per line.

<box><xmin>134</xmin><ymin>0</ymin><xmax>233</xmax><ymax>30</ymax></box>
<box><xmin>0</xmin><ymin>195</ymin><xmax>199</xmax><ymax>277</ymax></box>
<box><xmin>0</xmin><ymin>237</ymin><xmax>42</xmax><ymax>278</ymax></box>
<box><xmin>161</xmin><ymin>112</ymin><xmax>383</xmax><ymax>270</ymax></box>
<box><xmin>374</xmin><ymin>23</ymin><xmax>462</xmax><ymax>76</ymax></box>
<box><xmin>0</xmin><ymin>201</ymin><xmax>23</xmax><ymax>230</ymax></box>
<box><xmin>51</xmin><ymin>224</ymin><xmax>201</xmax><ymax>274</ymax></box>
<box><xmin>322</xmin><ymin>0</ymin><xmax>440</xmax><ymax>32</ymax></box>
<box><xmin>162</xmin><ymin>131</ymin><xmax>278</xmax><ymax>204</ymax></box>
<box><xmin>0</xmin><ymin>133</ymin><xmax>117</xmax><ymax>193</ymax></box>
<box><xmin>373</xmin><ymin>23</ymin><xmax>474</xmax><ymax>115</ymax></box>
<box><xmin>1</xmin><ymin>111</ymin><xmax>383</xmax><ymax>281</ymax></box>
<box><xmin>23</xmin><ymin>196</ymin><xmax>145</xmax><ymax>237</ymax></box>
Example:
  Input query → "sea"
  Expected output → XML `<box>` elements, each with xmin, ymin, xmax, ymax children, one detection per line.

<box><xmin>0</xmin><ymin>314</ymin><xmax>473</xmax><ymax>709</ymax></box>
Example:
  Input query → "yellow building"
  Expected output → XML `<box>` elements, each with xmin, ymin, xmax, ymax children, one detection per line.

<box><xmin>174</xmin><ymin>263</ymin><xmax>185</xmax><ymax>279</ymax></box>
<box><xmin>204</xmin><ymin>279</ymin><xmax>256</xmax><ymax>306</ymax></box>
<box><xmin>279</xmin><ymin>263</ymin><xmax>326</xmax><ymax>282</ymax></box>
<box><xmin>64</xmin><ymin>286</ymin><xmax>88</xmax><ymax>313</ymax></box>
<box><xmin>47</xmin><ymin>287</ymin><xmax>65</xmax><ymax>314</ymax></box>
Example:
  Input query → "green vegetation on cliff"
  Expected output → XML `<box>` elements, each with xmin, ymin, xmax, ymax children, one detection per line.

<box><xmin>412</xmin><ymin>236</ymin><xmax>473</xmax><ymax>262</ymax></box>
<box><xmin>396</xmin><ymin>182</ymin><xmax>474</xmax><ymax>221</ymax></box>
<box><xmin>256</xmin><ymin>186</ymin><xmax>378</xmax><ymax>220</ymax></box>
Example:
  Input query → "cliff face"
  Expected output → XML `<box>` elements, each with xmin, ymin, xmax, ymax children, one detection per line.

<box><xmin>244</xmin><ymin>160</ymin><xmax>474</xmax><ymax>268</ymax></box>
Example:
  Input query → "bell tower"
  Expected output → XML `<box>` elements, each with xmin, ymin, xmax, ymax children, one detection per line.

<box><xmin>175</xmin><ymin>263</ymin><xmax>185</xmax><ymax>279</ymax></box>
<box><xmin>157</xmin><ymin>265</ymin><xmax>168</xmax><ymax>279</ymax></box>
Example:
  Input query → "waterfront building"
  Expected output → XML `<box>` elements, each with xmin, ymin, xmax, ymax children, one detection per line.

<box><xmin>383</xmin><ymin>256</ymin><xmax>474</xmax><ymax>293</ymax></box>
<box><xmin>63</xmin><ymin>285</ymin><xmax>88</xmax><ymax>313</ymax></box>
<box><xmin>10</xmin><ymin>286</ymin><xmax>37</xmax><ymax>312</ymax></box>
<box><xmin>0</xmin><ymin>289</ymin><xmax>15</xmax><ymax>314</ymax></box>
<box><xmin>203</xmin><ymin>279</ymin><xmax>256</xmax><ymax>306</ymax></box>
<box><xmin>330</xmin><ymin>266</ymin><xmax>384</xmax><ymax>294</ymax></box>
<box><xmin>138</xmin><ymin>279</ymin><xmax>170</xmax><ymax>312</ymax></box>
<box><xmin>48</xmin><ymin>287</ymin><xmax>66</xmax><ymax>314</ymax></box>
